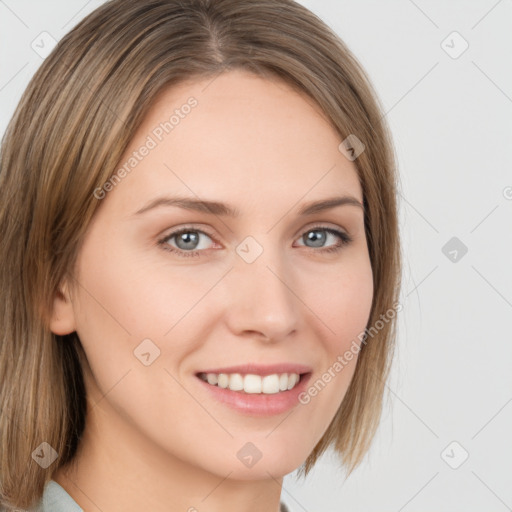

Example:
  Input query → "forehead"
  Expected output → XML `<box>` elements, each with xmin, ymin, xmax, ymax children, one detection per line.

<box><xmin>108</xmin><ymin>69</ymin><xmax>362</xmax><ymax>214</ymax></box>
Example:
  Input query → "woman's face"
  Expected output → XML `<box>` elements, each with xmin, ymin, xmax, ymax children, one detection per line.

<box><xmin>54</xmin><ymin>69</ymin><xmax>373</xmax><ymax>480</ymax></box>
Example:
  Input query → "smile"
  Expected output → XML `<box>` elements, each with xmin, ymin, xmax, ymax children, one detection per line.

<box><xmin>197</xmin><ymin>372</ymin><xmax>302</xmax><ymax>394</ymax></box>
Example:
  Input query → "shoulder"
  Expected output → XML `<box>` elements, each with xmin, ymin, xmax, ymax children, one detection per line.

<box><xmin>35</xmin><ymin>480</ymin><xmax>288</xmax><ymax>512</ymax></box>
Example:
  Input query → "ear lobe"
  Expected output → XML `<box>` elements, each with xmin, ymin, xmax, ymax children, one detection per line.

<box><xmin>49</xmin><ymin>279</ymin><xmax>76</xmax><ymax>335</ymax></box>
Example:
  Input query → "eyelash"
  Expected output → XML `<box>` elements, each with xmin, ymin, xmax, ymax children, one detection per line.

<box><xmin>157</xmin><ymin>224</ymin><xmax>353</xmax><ymax>259</ymax></box>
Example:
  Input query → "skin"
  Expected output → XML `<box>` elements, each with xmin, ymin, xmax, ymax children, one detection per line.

<box><xmin>50</xmin><ymin>69</ymin><xmax>373</xmax><ymax>512</ymax></box>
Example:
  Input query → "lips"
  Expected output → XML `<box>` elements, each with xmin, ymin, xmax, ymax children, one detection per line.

<box><xmin>195</xmin><ymin>367</ymin><xmax>313</xmax><ymax>416</ymax></box>
<box><xmin>195</xmin><ymin>363</ymin><xmax>313</xmax><ymax>376</ymax></box>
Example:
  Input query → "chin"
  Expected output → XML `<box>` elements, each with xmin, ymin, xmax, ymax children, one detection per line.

<box><xmin>213</xmin><ymin>448</ymin><xmax>308</xmax><ymax>481</ymax></box>
<box><xmin>222</xmin><ymin>461</ymin><xmax>301</xmax><ymax>481</ymax></box>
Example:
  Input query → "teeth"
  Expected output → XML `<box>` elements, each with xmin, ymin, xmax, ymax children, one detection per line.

<box><xmin>279</xmin><ymin>373</ymin><xmax>288</xmax><ymax>391</ymax></box>
<box><xmin>287</xmin><ymin>373</ymin><xmax>299</xmax><ymax>390</ymax></box>
<box><xmin>244</xmin><ymin>374</ymin><xmax>262</xmax><ymax>393</ymax></box>
<box><xmin>262</xmin><ymin>374</ymin><xmax>280</xmax><ymax>394</ymax></box>
<box><xmin>200</xmin><ymin>372</ymin><xmax>302</xmax><ymax>394</ymax></box>
<box><xmin>228</xmin><ymin>373</ymin><xmax>244</xmax><ymax>391</ymax></box>
<box><xmin>217</xmin><ymin>373</ymin><xmax>229</xmax><ymax>388</ymax></box>
<box><xmin>207</xmin><ymin>373</ymin><xmax>218</xmax><ymax>385</ymax></box>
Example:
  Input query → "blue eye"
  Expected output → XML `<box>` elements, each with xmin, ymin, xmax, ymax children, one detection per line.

<box><xmin>158</xmin><ymin>228</ymin><xmax>215</xmax><ymax>258</ymax></box>
<box><xmin>296</xmin><ymin>227</ymin><xmax>352</xmax><ymax>253</ymax></box>
<box><xmin>158</xmin><ymin>225</ymin><xmax>352</xmax><ymax>258</ymax></box>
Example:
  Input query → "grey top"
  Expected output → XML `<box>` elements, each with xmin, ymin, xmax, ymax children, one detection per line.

<box><xmin>35</xmin><ymin>479</ymin><xmax>291</xmax><ymax>512</ymax></box>
<box><xmin>35</xmin><ymin>480</ymin><xmax>82</xmax><ymax>511</ymax></box>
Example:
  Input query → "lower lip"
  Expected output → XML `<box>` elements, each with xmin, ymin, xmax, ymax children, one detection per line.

<box><xmin>195</xmin><ymin>373</ymin><xmax>312</xmax><ymax>417</ymax></box>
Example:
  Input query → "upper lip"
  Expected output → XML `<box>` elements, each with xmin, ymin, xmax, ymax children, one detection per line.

<box><xmin>196</xmin><ymin>363</ymin><xmax>312</xmax><ymax>377</ymax></box>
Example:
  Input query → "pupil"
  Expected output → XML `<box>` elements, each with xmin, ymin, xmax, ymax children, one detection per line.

<box><xmin>306</xmin><ymin>230</ymin><xmax>325</xmax><ymax>248</ymax></box>
<box><xmin>177</xmin><ymin>232</ymin><xmax>198</xmax><ymax>250</ymax></box>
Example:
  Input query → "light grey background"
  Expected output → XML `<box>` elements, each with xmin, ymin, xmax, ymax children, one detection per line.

<box><xmin>1</xmin><ymin>1</ymin><xmax>511</xmax><ymax>511</ymax></box>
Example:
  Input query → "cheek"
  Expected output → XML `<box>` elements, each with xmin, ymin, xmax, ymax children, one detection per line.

<box><xmin>306</xmin><ymin>257</ymin><xmax>373</xmax><ymax>395</ymax></box>
<box><xmin>294</xmin><ymin>254</ymin><xmax>373</xmax><ymax>382</ymax></box>
<box><xmin>70</xmin><ymin>240</ymin><xmax>225</xmax><ymax>388</ymax></box>
<box><xmin>72</xmin><ymin>241</ymin><xmax>196</xmax><ymax>340</ymax></box>
<box><xmin>69</xmin><ymin>238</ymin><xmax>164</xmax><ymax>381</ymax></box>
<box><xmin>310</xmin><ymin>256</ymin><xmax>374</xmax><ymax>349</ymax></box>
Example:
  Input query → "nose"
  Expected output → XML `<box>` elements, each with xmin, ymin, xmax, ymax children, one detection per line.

<box><xmin>223</xmin><ymin>245</ymin><xmax>300</xmax><ymax>343</ymax></box>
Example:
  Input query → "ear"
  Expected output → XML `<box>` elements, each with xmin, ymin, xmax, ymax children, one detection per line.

<box><xmin>49</xmin><ymin>278</ymin><xmax>77</xmax><ymax>335</ymax></box>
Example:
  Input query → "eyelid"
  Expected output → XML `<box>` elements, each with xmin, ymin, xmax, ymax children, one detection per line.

<box><xmin>158</xmin><ymin>224</ymin><xmax>217</xmax><ymax>241</ymax></box>
<box><xmin>158</xmin><ymin>222</ymin><xmax>350</xmax><ymax>242</ymax></box>
<box><xmin>157</xmin><ymin>221</ymin><xmax>353</xmax><ymax>256</ymax></box>
<box><xmin>293</xmin><ymin>220</ymin><xmax>351</xmax><ymax>239</ymax></box>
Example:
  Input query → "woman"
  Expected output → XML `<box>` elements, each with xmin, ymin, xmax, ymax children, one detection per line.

<box><xmin>0</xmin><ymin>0</ymin><xmax>400</xmax><ymax>510</ymax></box>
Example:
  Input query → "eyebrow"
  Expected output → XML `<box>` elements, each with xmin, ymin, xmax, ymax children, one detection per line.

<box><xmin>133</xmin><ymin>195</ymin><xmax>364</xmax><ymax>217</ymax></box>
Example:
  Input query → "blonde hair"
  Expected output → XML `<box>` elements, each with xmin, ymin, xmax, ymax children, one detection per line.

<box><xmin>0</xmin><ymin>0</ymin><xmax>400</xmax><ymax>508</ymax></box>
